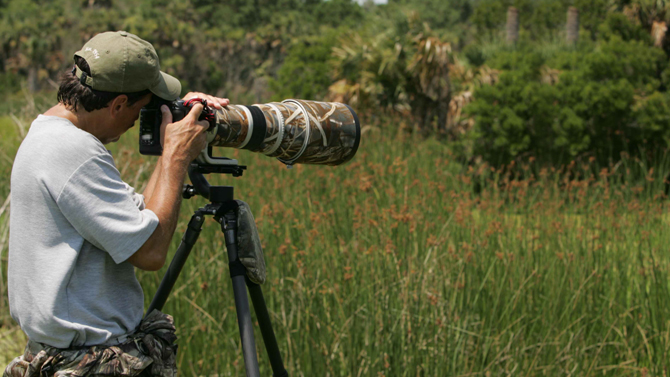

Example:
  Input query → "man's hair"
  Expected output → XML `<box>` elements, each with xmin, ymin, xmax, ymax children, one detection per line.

<box><xmin>57</xmin><ymin>56</ymin><xmax>152</xmax><ymax>112</ymax></box>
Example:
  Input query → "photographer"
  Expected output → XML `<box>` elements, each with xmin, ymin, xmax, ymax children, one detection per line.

<box><xmin>4</xmin><ymin>31</ymin><xmax>227</xmax><ymax>377</ymax></box>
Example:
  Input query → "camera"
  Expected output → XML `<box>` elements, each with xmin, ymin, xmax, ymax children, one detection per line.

<box><xmin>139</xmin><ymin>96</ymin><xmax>361</xmax><ymax>167</ymax></box>
<box><xmin>139</xmin><ymin>97</ymin><xmax>216</xmax><ymax>156</ymax></box>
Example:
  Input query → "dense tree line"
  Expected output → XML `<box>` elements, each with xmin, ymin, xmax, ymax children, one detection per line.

<box><xmin>0</xmin><ymin>0</ymin><xmax>363</xmax><ymax>100</ymax></box>
<box><xmin>2</xmin><ymin>0</ymin><xmax>670</xmax><ymax>167</ymax></box>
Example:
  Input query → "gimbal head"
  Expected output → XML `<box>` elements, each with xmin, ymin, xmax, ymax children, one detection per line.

<box><xmin>182</xmin><ymin>154</ymin><xmax>246</xmax><ymax>201</ymax></box>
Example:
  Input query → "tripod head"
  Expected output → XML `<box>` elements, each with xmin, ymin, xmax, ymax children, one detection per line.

<box><xmin>183</xmin><ymin>155</ymin><xmax>246</xmax><ymax>201</ymax></box>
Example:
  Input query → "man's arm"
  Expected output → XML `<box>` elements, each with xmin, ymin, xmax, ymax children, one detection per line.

<box><xmin>128</xmin><ymin>103</ymin><xmax>208</xmax><ymax>271</ymax></box>
<box><xmin>142</xmin><ymin>156</ymin><xmax>162</xmax><ymax>204</ymax></box>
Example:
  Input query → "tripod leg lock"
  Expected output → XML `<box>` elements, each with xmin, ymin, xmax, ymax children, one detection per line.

<box><xmin>182</xmin><ymin>212</ymin><xmax>205</xmax><ymax>245</ymax></box>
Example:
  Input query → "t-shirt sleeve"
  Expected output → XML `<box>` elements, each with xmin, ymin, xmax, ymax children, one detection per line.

<box><xmin>56</xmin><ymin>154</ymin><xmax>159</xmax><ymax>264</ymax></box>
<box><xmin>123</xmin><ymin>182</ymin><xmax>147</xmax><ymax>210</ymax></box>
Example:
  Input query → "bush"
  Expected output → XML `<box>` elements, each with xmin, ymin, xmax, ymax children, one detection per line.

<box><xmin>470</xmin><ymin>0</ymin><xmax>627</xmax><ymax>40</ymax></box>
<box><xmin>464</xmin><ymin>16</ymin><xmax>670</xmax><ymax>167</ymax></box>
<box><xmin>269</xmin><ymin>32</ymin><xmax>339</xmax><ymax>100</ymax></box>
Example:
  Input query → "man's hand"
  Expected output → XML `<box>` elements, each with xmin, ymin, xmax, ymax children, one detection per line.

<box><xmin>160</xmin><ymin>103</ymin><xmax>209</xmax><ymax>164</ymax></box>
<box><xmin>183</xmin><ymin>92</ymin><xmax>229</xmax><ymax>110</ymax></box>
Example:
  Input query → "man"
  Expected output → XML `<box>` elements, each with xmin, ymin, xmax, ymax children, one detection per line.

<box><xmin>4</xmin><ymin>31</ymin><xmax>228</xmax><ymax>376</ymax></box>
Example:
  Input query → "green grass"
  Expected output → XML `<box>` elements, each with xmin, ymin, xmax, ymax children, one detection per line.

<box><xmin>2</xmin><ymin>98</ymin><xmax>670</xmax><ymax>375</ymax></box>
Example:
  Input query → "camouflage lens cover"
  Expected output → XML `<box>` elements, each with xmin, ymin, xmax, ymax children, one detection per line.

<box><xmin>209</xmin><ymin>99</ymin><xmax>360</xmax><ymax>166</ymax></box>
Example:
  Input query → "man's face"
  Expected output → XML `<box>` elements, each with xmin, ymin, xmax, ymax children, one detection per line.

<box><xmin>104</xmin><ymin>93</ymin><xmax>153</xmax><ymax>144</ymax></box>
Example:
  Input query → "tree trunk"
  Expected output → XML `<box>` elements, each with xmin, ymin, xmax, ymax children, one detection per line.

<box><xmin>27</xmin><ymin>66</ymin><xmax>39</xmax><ymax>93</ymax></box>
<box><xmin>652</xmin><ymin>20</ymin><xmax>667</xmax><ymax>47</ymax></box>
<box><xmin>506</xmin><ymin>7</ymin><xmax>519</xmax><ymax>44</ymax></box>
<box><xmin>567</xmin><ymin>7</ymin><xmax>579</xmax><ymax>45</ymax></box>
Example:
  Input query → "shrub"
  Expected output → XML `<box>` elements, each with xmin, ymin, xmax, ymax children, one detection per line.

<box><xmin>464</xmin><ymin>18</ymin><xmax>670</xmax><ymax>167</ymax></box>
<box><xmin>269</xmin><ymin>32</ymin><xmax>339</xmax><ymax>100</ymax></box>
<box><xmin>329</xmin><ymin>12</ymin><xmax>453</xmax><ymax>136</ymax></box>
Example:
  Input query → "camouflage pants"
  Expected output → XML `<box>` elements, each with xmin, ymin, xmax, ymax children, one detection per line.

<box><xmin>2</xmin><ymin>310</ymin><xmax>178</xmax><ymax>377</ymax></box>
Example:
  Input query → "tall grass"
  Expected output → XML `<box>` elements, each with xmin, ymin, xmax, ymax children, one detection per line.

<box><xmin>2</xmin><ymin>98</ymin><xmax>670</xmax><ymax>375</ymax></box>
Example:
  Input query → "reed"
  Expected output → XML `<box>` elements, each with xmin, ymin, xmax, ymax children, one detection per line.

<box><xmin>2</xmin><ymin>107</ymin><xmax>670</xmax><ymax>375</ymax></box>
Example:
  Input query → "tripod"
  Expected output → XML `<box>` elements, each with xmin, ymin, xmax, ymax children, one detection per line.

<box><xmin>145</xmin><ymin>161</ymin><xmax>289</xmax><ymax>377</ymax></box>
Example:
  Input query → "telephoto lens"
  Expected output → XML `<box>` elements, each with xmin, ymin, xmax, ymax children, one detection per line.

<box><xmin>140</xmin><ymin>98</ymin><xmax>361</xmax><ymax>166</ymax></box>
<box><xmin>209</xmin><ymin>99</ymin><xmax>360</xmax><ymax>166</ymax></box>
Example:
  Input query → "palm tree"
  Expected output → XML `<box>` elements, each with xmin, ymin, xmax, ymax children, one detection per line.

<box><xmin>407</xmin><ymin>34</ymin><xmax>452</xmax><ymax>136</ymax></box>
<box><xmin>628</xmin><ymin>0</ymin><xmax>670</xmax><ymax>46</ymax></box>
<box><xmin>331</xmin><ymin>12</ymin><xmax>453</xmax><ymax>136</ymax></box>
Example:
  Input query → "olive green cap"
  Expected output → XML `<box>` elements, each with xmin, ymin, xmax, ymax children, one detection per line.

<box><xmin>73</xmin><ymin>31</ymin><xmax>181</xmax><ymax>100</ymax></box>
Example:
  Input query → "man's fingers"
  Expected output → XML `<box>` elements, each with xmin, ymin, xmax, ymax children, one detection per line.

<box><xmin>186</xmin><ymin>102</ymin><xmax>204</xmax><ymax>122</ymax></box>
<box><xmin>196</xmin><ymin>120</ymin><xmax>209</xmax><ymax>129</ymax></box>
<box><xmin>203</xmin><ymin>95</ymin><xmax>219</xmax><ymax>109</ymax></box>
<box><xmin>160</xmin><ymin>104</ymin><xmax>173</xmax><ymax>125</ymax></box>
<box><xmin>206</xmin><ymin>96</ymin><xmax>229</xmax><ymax>109</ymax></box>
<box><xmin>160</xmin><ymin>105</ymin><xmax>172</xmax><ymax>147</ymax></box>
<box><xmin>192</xmin><ymin>129</ymin><xmax>209</xmax><ymax>156</ymax></box>
<box><xmin>183</xmin><ymin>92</ymin><xmax>229</xmax><ymax>109</ymax></box>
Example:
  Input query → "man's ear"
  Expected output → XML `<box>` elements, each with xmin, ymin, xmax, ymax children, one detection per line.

<box><xmin>109</xmin><ymin>95</ymin><xmax>129</xmax><ymax>118</ymax></box>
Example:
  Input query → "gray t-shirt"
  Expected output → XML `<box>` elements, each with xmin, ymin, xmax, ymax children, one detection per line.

<box><xmin>8</xmin><ymin>114</ymin><xmax>159</xmax><ymax>348</ymax></box>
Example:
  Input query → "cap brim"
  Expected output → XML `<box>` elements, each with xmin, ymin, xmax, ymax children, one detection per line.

<box><xmin>150</xmin><ymin>71</ymin><xmax>181</xmax><ymax>101</ymax></box>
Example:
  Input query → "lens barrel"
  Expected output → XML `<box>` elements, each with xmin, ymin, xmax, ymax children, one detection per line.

<box><xmin>209</xmin><ymin>100</ymin><xmax>361</xmax><ymax>166</ymax></box>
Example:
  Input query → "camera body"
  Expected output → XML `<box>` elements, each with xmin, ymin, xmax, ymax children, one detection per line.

<box><xmin>139</xmin><ymin>97</ymin><xmax>216</xmax><ymax>155</ymax></box>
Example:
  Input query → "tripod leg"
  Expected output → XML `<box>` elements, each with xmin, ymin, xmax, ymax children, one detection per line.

<box><xmin>247</xmin><ymin>280</ymin><xmax>289</xmax><ymax>377</ymax></box>
<box><xmin>222</xmin><ymin>211</ymin><xmax>261</xmax><ymax>377</ymax></box>
<box><xmin>146</xmin><ymin>211</ymin><xmax>205</xmax><ymax>316</ymax></box>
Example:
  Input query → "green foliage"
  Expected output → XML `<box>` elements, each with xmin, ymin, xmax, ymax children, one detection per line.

<box><xmin>470</xmin><ymin>0</ymin><xmax>624</xmax><ymax>39</ymax></box>
<box><xmin>0</xmin><ymin>0</ymin><xmax>364</xmax><ymax>100</ymax></box>
<box><xmin>389</xmin><ymin>0</ymin><xmax>473</xmax><ymax>37</ymax></box>
<box><xmin>190</xmin><ymin>0</ymin><xmax>363</xmax><ymax>33</ymax></box>
<box><xmin>0</xmin><ymin>72</ymin><xmax>22</xmax><ymax>94</ymax></box>
<box><xmin>2</xmin><ymin>0</ymin><xmax>670</xmax><ymax>167</ymax></box>
<box><xmin>598</xmin><ymin>11</ymin><xmax>652</xmax><ymax>43</ymax></box>
<box><xmin>463</xmin><ymin>43</ymin><xmax>486</xmax><ymax>66</ymax></box>
<box><xmin>269</xmin><ymin>31</ymin><xmax>340</xmax><ymax>101</ymax></box>
<box><xmin>0</xmin><ymin>0</ymin><xmax>72</xmax><ymax>91</ymax></box>
<box><xmin>330</xmin><ymin>12</ymin><xmax>453</xmax><ymax>135</ymax></box>
<box><xmin>465</xmin><ymin>23</ymin><xmax>670</xmax><ymax>166</ymax></box>
<box><xmin>309</xmin><ymin>0</ymin><xmax>364</xmax><ymax>29</ymax></box>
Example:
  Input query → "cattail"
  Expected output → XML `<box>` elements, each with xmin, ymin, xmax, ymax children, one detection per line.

<box><xmin>506</xmin><ymin>7</ymin><xmax>519</xmax><ymax>44</ymax></box>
